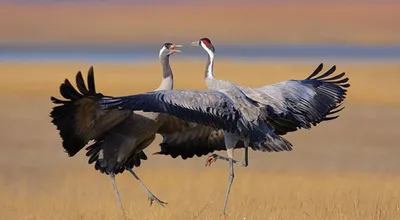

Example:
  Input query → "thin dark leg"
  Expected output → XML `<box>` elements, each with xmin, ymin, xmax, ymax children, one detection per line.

<box><xmin>109</xmin><ymin>173</ymin><xmax>126</xmax><ymax>215</ymax></box>
<box><xmin>127</xmin><ymin>169</ymin><xmax>167</xmax><ymax>207</ymax></box>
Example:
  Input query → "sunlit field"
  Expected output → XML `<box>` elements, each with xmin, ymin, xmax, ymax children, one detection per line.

<box><xmin>1</xmin><ymin>61</ymin><xmax>399</xmax><ymax>219</ymax></box>
<box><xmin>2</xmin><ymin>170</ymin><xmax>400</xmax><ymax>220</ymax></box>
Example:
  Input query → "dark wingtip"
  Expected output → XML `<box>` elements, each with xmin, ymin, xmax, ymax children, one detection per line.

<box><xmin>314</xmin><ymin>65</ymin><xmax>337</xmax><ymax>80</ymax></box>
<box><xmin>306</xmin><ymin>63</ymin><xmax>324</xmax><ymax>80</ymax></box>
<box><xmin>87</xmin><ymin>66</ymin><xmax>96</xmax><ymax>93</ymax></box>
<box><xmin>75</xmin><ymin>71</ymin><xmax>90</xmax><ymax>95</ymax></box>
<box><xmin>50</xmin><ymin>102</ymin><xmax>87</xmax><ymax>157</ymax></box>
<box><xmin>50</xmin><ymin>96</ymin><xmax>68</xmax><ymax>104</ymax></box>
<box><xmin>60</xmin><ymin>79</ymin><xmax>82</xmax><ymax>100</ymax></box>
<box><xmin>50</xmin><ymin>67</ymin><xmax>100</xmax><ymax>158</ymax></box>
<box><xmin>324</xmin><ymin>115</ymin><xmax>340</xmax><ymax>121</ymax></box>
<box><xmin>341</xmin><ymin>82</ymin><xmax>351</xmax><ymax>88</ymax></box>
<box><xmin>50</xmin><ymin>96</ymin><xmax>57</xmax><ymax>102</ymax></box>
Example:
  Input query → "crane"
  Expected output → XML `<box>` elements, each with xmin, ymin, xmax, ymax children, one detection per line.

<box><xmin>190</xmin><ymin>38</ymin><xmax>349</xmax><ymax>170</ymax></box>
<box><xmin>50</xmin><ymin>43</ymin><xmax>183</xmax><ymax>214</ymax></box>
<box><xmin>95</xmin><ymin>39</ymin><xmax>349</xmax><ymax>218</ymax></box>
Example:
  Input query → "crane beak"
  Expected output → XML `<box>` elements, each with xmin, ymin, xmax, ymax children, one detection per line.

<box><xmin>174</xmin><ymin>44</ymin><xmax>182</xmax><ymax>53</ymax></box>
<box><xmin>191</xmin><ymin>41</ymin><xmax>199</xmax><ymax>46</ymax></box>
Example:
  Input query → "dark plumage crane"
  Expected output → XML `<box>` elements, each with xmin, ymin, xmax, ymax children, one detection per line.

<box><xmin>50</xmin><ymin>43</ymin><xmax>186</xmax><ymax>214</ymax></box>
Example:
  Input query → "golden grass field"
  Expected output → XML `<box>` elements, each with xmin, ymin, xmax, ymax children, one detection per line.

<box><xmin>1</xmin><ymin>2</ymin><xmax>400</xmax><ymax>45</ymax></box>
<box><xmin>1</xmin><ymin>60</ymin><xmax>400</xmax><ymax>219</ymax></box>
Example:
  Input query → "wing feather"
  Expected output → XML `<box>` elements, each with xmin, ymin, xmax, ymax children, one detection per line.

<box><xmin>100</xmin><ymin>90</ymin><xmax>242</xmax><ymax>134</ymax></box>
<box><xmin>50</xmin><ymin>66</ymin><xmax>130</xmax><ymax>156</ymax></box>
<box><xmin>241</xmin><ymin>63</ymin><xmax>350</xmax><ymax>135</ymax></box>
<box><xmin>155</xmin><ymin>116</ymin><xmax>245</xmax><ymax>159</ymax></box>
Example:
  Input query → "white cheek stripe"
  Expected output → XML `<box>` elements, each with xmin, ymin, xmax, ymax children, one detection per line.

<box><xmin>200</xmin><ymin>41</ymin><xmax>215</xmax><ymax>79</ymax></box>
<box><xmin>159</xmin><ymin>46</ymin><xmax>167</xmax><ymax>58</ymax></box>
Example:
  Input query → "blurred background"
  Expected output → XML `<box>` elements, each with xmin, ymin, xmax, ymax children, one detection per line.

<box><xmin>1</xmin><ymin>1</ymin><xmax>400</xmax><ymax>219</ymax></box>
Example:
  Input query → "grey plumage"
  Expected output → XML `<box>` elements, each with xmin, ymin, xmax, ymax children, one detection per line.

<box><xmin>237</xmin><ymin>63</ymin><xmax>349</xmax><ymax>135</ymax></box>
<box><xmin>49</xmin><ymin>42</ymin><xmax>239</xmax><ymax>214</ymax></box>
<box><xmin>155</xmin><ymin>64</ymin><xmax>349</xmax><ymax>159</ymax></box>
<box><xmin>50</xmin><ymin>43</ymin><xmax>187</xmax><ymax>214</ymax></box>
<box><xmin>195</xmin><ymin>37</ymin><xmax>349</xmax><ymax>217</ymax></box>
<box><xmin>99</xmin><ymin>37</ymin><xmax>350</xmax><ymax>218</ymax></box>
<box><xmin>100</xmin><ymin>88</ymin><xmax>293</xmax><ymax>152</ymax></box>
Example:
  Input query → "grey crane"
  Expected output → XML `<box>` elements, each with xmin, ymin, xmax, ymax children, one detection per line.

<box><xmin>190</xmin><ymin>38</ymin><xmax>350</xmax><ymax>169</ymax></box>
<box><xmin>50</xmin><ymin>43</ymin><xmax>184</xmax><ymax>214</ymax></box>
<box><xmin>98</xmin><ymin>57</ymin><xmax>349</xmax><ymax>218</ymax></box>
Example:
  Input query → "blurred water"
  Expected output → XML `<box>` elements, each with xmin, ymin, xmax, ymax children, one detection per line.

<box><xmin>1</xmin><ymin>44</ymin><xmax>400</xmax><ymax>63</ymax></box>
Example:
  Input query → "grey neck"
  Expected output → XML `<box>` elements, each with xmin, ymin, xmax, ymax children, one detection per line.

<box><xmin>156</xmin><ymin>54</ymin><xmax>174</xmax><ymax>91</ymax></box>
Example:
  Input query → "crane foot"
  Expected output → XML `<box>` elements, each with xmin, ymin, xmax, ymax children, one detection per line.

<box><xmin>220</xmin><ymin>213</ymin><xmax>229</xmax><ymax>219</ymax></box>
<box><xmin>148</xmin><ymin>193</ymin><xmax>167</xmax><ymax>207</ymax></box>
<box><xmin>205</xmin><ymin>154</ymin><xmax>218</xmax><ymax>167</ymax></box>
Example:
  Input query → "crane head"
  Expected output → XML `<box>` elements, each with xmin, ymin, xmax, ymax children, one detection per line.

<box><xmin>159</xmin><ymin>42</ymin><xmax>182</xmax><ymax>58</ymax></box>
<box><xmin>191</xmin><ymin>37</ymin><xmax>215</xmax><ymax>53</ymax></box>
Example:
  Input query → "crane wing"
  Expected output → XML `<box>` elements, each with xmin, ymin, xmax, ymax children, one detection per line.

<box><xmin>155</xmin><ymin>116</ymin><xmax>246</xmax><ymax>159</ymax></box>
<box><xmin>50</xmin><ymin>67</ymin><xmax>131</xmax><ymax>157</ymax></box>
<box><xmin>239</xmin><ymin>63</ymin><xmax>350</xmax><ymax>135</ymax></box>
<box><xmin>99</xmin><ymin>86</ymin><xmax>294</xmax><ymax>150</ymax></box>
<box><xmin>99</xmin><ymin>89</ymin><xmax>243</xmax><ymax>134</ymax></box>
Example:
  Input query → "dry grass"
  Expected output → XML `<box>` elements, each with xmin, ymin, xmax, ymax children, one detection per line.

<box><xmin>1</xmin><ymin>61</ymin><xmax>400</xmax><ymax>219</ymax></box>
<box><xmin>2</xmin><ymin>169</ymin><xmax>400</xmax><ymax>220</ymax></box>
<box><xmin>0</xmin><ymin>2</ymin><xmax>400</xmax><ymax>45</ymax></box>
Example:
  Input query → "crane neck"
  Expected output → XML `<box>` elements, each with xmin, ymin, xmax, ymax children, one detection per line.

<box><xmin>205</xmin><ymin>51</ymin><xmax>215</xmax><ymax>79</ymax></box>
<box><xmin>157</xmin><ymin>54</ymin><xmax>174</xmax><ymax>91</ymax></box>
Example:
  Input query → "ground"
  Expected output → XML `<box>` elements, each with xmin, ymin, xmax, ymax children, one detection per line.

<box><xmin>0</xmin><ymin>61</ymin><xmax>399</xmax><ymax>219</ymax></box>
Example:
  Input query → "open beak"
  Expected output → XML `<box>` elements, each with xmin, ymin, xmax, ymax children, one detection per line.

<box><xmin>172</xmin><ymin>44</ymin><xmax>182</xmax><ymax>53</ymax></box>
<box><xmin>191</xmin><ymin>41</ymin><xmax>199</xmax><ymax>46</ymax></box>
<box><xmin>169</xmin><ymin>44</ymin><xmax>182</xmax><ymax>54</ymax></box>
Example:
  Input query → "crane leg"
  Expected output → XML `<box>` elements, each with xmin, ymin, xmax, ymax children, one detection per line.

<box><xmin>127</xmin><ymin>169</ymin><xmax>167</xmax><ymax>207</ymax></box>
<box><xmin>220</xmin><ymin>148</ymin><xmax>235</xmax><ymax>219</ymax></box>
<box><xmin>109</xmin><ymin>173</ymin><xmax>126</xmax><ymax>215</ymax></box>
<box><xmin>217</xmin><ymin>133</ymin><xmax>240</xmax><ymax>218</ymax></box>
<box><xmin>205</xmin><ymin>146</ymin><xmax>248</xmax><ymax>167</ymax></box>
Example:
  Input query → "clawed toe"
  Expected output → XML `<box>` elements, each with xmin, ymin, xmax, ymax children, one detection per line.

<box><xmin>148</xmin><ymin>194</ymin><xmax>167</xmax><ymax>207</ymax></box>
<box><xmin>205</xmin><ymin>154</ymin><xmax>218</xmax><ymax>167</ymax></box>
<box><xmin>220</xmin><ymin>213</ymin><xmax>229</xmax><ymax>219</ymax></box>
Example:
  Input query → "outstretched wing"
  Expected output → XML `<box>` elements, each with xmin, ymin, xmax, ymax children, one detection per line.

<box><xmin>155</xmin><ymin>116</ymin><xmax>246</xmax><ymax>159</ymax></box>
<box><xmin>240</xmin><ymin>63</ymin><xmax>350</xmax><ymax>135</ymax></box>
<box><xmin>50</xmin><ymin>67</ymin><xmax>131</xmax><ymax>156</ymax></box>
<box><xmin>100</xmin><ymin>89</ymin><xmax>292</xmax><ymax>152</ymax></box>
<box><xmin>100</xmin><ymin>89</ymin><xmax>243</xmax><ymax>134</ymax></box>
